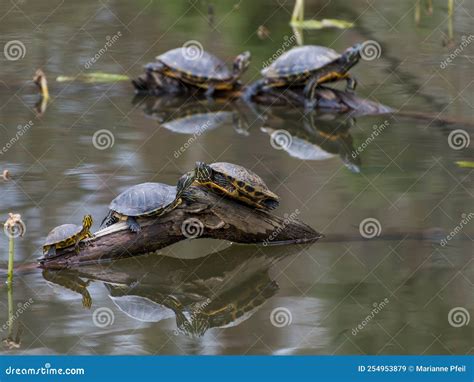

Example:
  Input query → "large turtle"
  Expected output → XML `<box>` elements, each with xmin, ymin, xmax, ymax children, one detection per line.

<box><xmin>244</xmin><ymin>44</ymin><xmax>362</xmax><ymax>108</ymax></box>
<box><xmin>100</xmin><ymin>176</ymin><xmax>193</xmax><ymax>233</ymax></box>
<box><xmin>145</xmin><ymin>47</ymin><xmax>251</xmax><ymax>96</ymax></box>
<box><xmin>43</xmin><ymin>215</ymin><xmax>93</xmax><ymax>258</ymax></box>
<box><xmin>192</xmin><ymin>162</ymin><xmax>279</xmax><ymax>210</ymax></box>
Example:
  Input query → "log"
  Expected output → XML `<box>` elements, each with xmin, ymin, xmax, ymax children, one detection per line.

<box><xmin>39</xmin><ymin>186</ymin><xmax>322</xmax><ymax>269</ymax></box>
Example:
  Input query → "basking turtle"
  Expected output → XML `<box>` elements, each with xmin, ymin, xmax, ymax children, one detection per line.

<box><xmin>145</xmin><ymin>48</ymin><xmax>251</xmax><ymax>96</ymax></box>
<box><xmin>100</xmin><ymin>176</ymin><xmax>194</xmax><ymax>233</ymax></box>
<box><xmin>193</xmin><ymin>162</ymin><xmax>279</xmax><ymax>210</ymax></box>
<box><xmin>244</xmin><ymin>44</ymin><xmax>362</xmax><ymax>108</ymax></box>
<box><xmin>42</xmin><ymin>215</ymin><xmax>93</xmax><ymax>258</ymax></box>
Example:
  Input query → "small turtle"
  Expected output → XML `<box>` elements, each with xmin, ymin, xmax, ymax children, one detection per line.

<box><xmin>193</xmin><ymin>162</ymin><xmax>279</xmax><ymax>210</ymax></box>
<box><xmin>145</xmin><ymin>48</ymin><xmax>251</xmax><ymax>96</ymax></box>
<box><xmin>244</xmin><ymin>44</ymin><xmax>361</xmax><ymax>108</ymax></box>
<box><xmin>100</xmin><ymin>176</ymin><xmax>194</xmax><ymax>233</ymax></box>
<box><xmin>43</xmin><ymin>215</ymin><xmax>93</xmax><ymax>258</ymax></box>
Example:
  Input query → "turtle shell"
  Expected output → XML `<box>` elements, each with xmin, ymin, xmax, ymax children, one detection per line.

<box><xmin>109</xmin><ymin>182</ymin><xmax>177</xmax><ymax>217</ymax></box>
<box><xmin>262</xmin><ymin>45</ymin><xmax>340</xmax><ymax>79</ymax></box>
<box><xmin>44</xmin><ymin>224</ymin><xmax>83</xmax><ymax>246</ymax></box>
<box><xmin>210</xmin><ymin>162</ymin><xmax>275</xmax><ymax>196</ymax></box>
<box><xmin>156</xmin><ymin>48</ymin><xmax>231</xmax><ymax>81</ymax></box>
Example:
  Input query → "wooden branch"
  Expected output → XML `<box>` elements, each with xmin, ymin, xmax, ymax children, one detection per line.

<box><xmin>39</xmin><ymin>186</ymin><xmax>322</xmax><ymax>269</ymax></box>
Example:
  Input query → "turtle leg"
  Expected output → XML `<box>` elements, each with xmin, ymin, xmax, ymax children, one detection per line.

<box><xmin>303</xmin><ymin>76</ymin><xmax>320</xmax><ymax>110</ymax></box>
<box><xmin>204</xmin><ymin>85</ymin><xmax>216</xmax><ymax>98</ymax></box>
<box><xmin>242</xmin><ymin>79</ymin><xmax>266</xmax><ymax>102</ymax></box>
<box><xmin>345</xmin><ymin>75</ymin><xmax>357</xmax><ymax>93</ymax></box>
<box><xmin>126</xmin><ymin>216</ymin><xmax>141</xmax><ymax>233</ymax></box>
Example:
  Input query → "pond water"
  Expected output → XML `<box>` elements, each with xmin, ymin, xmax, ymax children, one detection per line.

<box><xmin>0</xmin><ymin>0</ymin><xmax>472</xmax><ymax>355</ymax></box>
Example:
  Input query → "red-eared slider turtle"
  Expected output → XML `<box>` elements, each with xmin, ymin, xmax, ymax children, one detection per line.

<box><xmin>145</xmin><ymin>48</ymin><xmax>251</xmax><ymax>96</ymax></box>
<box><xmin>43</xmin><ymin>215</ymin><xmax>93</xmax><ymax>258</ymax></box>
<box><xmin>100</xmin><ymin>176</ymin><xmax>193</xmax><ymax>233</ymax></box>
<box><xmin>244</xmin><ymin>44</ymin><xmax>362</xmax><ymax>108</ymax></box>
<box><xmin>193</xmin><ymin>162</ymin><xmax>279</xmax><ymax>210</ymax></box>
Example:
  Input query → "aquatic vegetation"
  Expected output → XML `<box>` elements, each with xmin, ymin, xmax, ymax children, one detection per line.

<box><xmin>56</xmin><ymin>72</ymin><xmax>130</xmax><ymax>83</ymax></box>
<box><xmin>290</xmin><ymin>0</ymin><xmax>353</xmax><ymax>29</ymax></box>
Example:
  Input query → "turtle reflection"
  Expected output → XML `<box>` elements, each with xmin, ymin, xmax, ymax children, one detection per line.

<box><xmin>137</xmin><ymin>96</ymin><xmax>251</xmax><ymax>136</ymax></box>
<box><xmin>41</xmin><ymin>244</ymin><xmax>307</xmax><ymax>337</ymax></box>
<box><xmin>261</xmin><ymin>109</ymin><xmax>361</xmax><ymax>173</ymax></box>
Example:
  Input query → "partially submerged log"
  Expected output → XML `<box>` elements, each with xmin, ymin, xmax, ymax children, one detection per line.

<box><xmin>39</xmin><ymin>186</ymin><xmax>322</xmax><ymax>269</ymax></box>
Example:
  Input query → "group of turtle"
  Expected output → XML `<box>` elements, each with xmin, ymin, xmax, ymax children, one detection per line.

<box><xmin>132</xmin><ymin>43</ymin><xmax>363</xmax><ymax>108</ymax></box>
<box><xmin>42</xmin><ymin>162</ymin><xmax>280</xmax><ymax>259</ymax></box>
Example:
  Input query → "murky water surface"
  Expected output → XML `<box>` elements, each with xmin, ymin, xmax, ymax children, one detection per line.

<box><xmin>0</xmin><ymin>0</ymin><xmax>472</xmax><ymax>354</ymax></box>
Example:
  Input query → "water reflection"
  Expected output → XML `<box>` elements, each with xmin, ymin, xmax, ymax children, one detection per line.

<box><xmin>136</xmin><ymin>96</ymin><xmax>252</xmax><ymax>136</ymax></box>
<box><xmin>261</xmin><ymin>110</ymin><xmax>361</xmax><ymax>173</ymax></box>
<box><xmin>138</xmin><ymin>95</ymin><xmax>361</xmax><ymax>172</ymax></box>
<box><xmin>41</xmin><ymin>244</ymin><xmax>308</xmax><ymax>338</ymax></box>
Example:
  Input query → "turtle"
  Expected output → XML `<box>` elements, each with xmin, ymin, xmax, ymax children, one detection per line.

<box><xmin>193</xmin><ymin>161</ymin><xmax>279</xmax><ymax>210</ymax></box>
<box><xmin>100</xmin><ymin>176</ymin><xmax>194</xmax><ymax>233</ymax></box>
<box><xmin>243</xmin><ymin>44</ymin><xmax>362</xmax><ymax>108</ymax></box>
<box><xmin>42</xmin><ymin>214</ymin><xmax>93</xmax><ymax>258</ymax></box>
<box><xmin>145</xmin><ymin>47</ymin><xmax>251</xmax><ymax>96</ymax></box>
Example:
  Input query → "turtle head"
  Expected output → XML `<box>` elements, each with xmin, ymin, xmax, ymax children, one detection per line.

<box><xmin>195</xmin><ymin>161</ymin><xmax>213</xmax><ymax>181</ymax></box>
<box><xmin>341</xmin><ymin>43</ymin><xmax>362</xmax><ymax>71</ymax></box>
<box><xmin>82</xmin><ymin>214</ymin><xmax>93</xmax><ymax>230</ymax></box>
<box><xmin>232</xmin><ymin>51</ymin><xmax>251</xmax><ymax>79</ymax></box>
<box><xmin>176</xmin><ymin>171</ymin><xmax>195</xmax><ymax>198</ymax></box>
